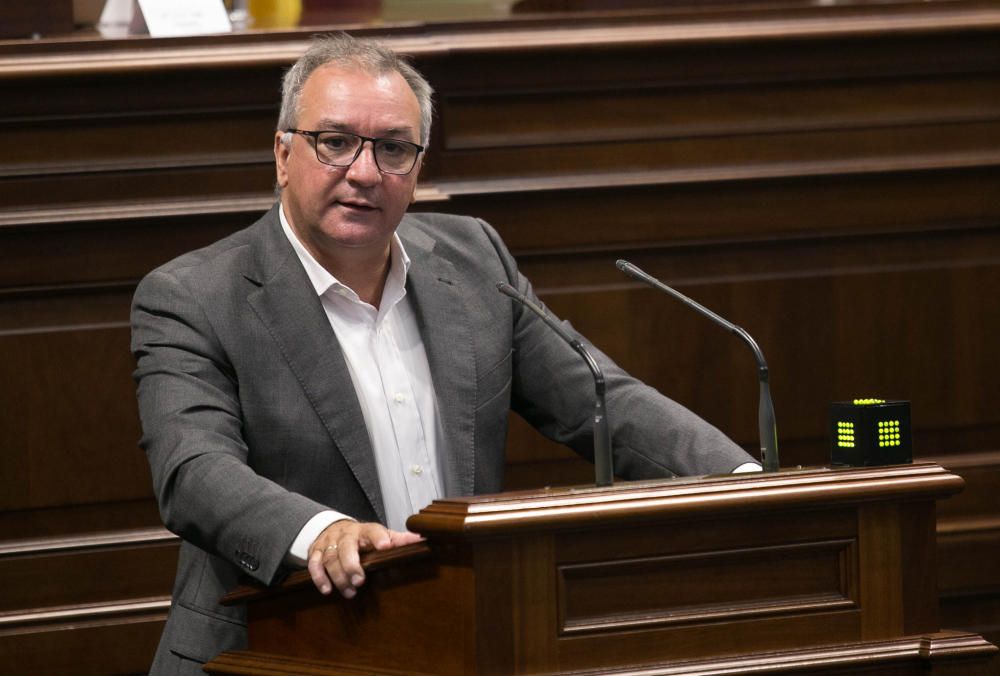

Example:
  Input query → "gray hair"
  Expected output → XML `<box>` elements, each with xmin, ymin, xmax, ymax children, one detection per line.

<box><xmin>277</xmin><ymin>33</ymin><xmax>434</xmax><ymax>148</ymax></box>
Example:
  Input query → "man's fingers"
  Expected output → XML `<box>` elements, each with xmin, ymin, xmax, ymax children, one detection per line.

<box><xmin>359</xmin><ymin>522</ymin><xmax>392</xmax><ymax>550</ymax></box>
<box><xmin>307</xmin><ymin>522</ymin><xmax>423</xmax><ymax>598</ymax></box>
<box><xmin>307</xmin><ymin>546</ymin><xmax>333</xmax><ymax>595</ymax></box>
<box><xmin>332</xmin><ymin>530</ymin><xmax>364</xmax><ymax>595</ymax></box>
<box><xmin>307</xmin><ymin>523</ymin><xmax>352</xmax><ymax>596</ymax></box>
<box><xmin>386</xmin><ymin>529</ymin><xmax>424</xmax><ymax>548</ymax></box>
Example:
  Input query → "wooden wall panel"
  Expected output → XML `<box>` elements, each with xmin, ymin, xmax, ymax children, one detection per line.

<box><xmin>0</xmin><ymin>2</ymin><xmax>997</xmax><ymax>672</ymax></box>
<box><xmin>0</xmin><ymin>538</ymin><xmax>175</xmax><ymax>613</ymax></box>
<box><xmin>0</xmin><ymin>64</ymin><xmax>285</xmax><ymax>209</ymax></box>
<box><xmin>0</xmin><ymin>611</ymin><xmax>167</xmax><ymax>676</ymax></box>
<box><xmin>441</xmin><ymin>75</ymin><xmax>999</xmax><ymax>150</ymax></box>
<box><xmin>0</xmin><ymin>327</ymin><xmax>144</xmax><ymax>509</ymax></box>
<box><xmin>436</xmin><ymin>168</ymin><xmax>1000</xmax><ymax>251</ymax></box>
<box><xmin>936</xmin><ymin>452</ymin><xmax>1000</xmax><ymax>647</ymax></box>
<box><xmin>502</xmin><ymin>243</ymin><xmax>1000</xmax><ymax>472</ymax></box>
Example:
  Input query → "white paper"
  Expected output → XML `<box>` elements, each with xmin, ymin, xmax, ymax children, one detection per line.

<box><xmin>97</xmin><ymin>0</ymin><xmax>135</xmax><ymax>37</ymax></box>
<box><xmin>99</xmin><ymin>0</ymin><xmax>134</xmax><ymax>25</ymax></box>
<box><xmin>136</xmin><ymin>0</ymin><xmax>231</xmax><ymax>37</ymax></box>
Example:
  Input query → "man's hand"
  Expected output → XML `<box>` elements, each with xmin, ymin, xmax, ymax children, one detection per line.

<box><xmin>307</xmin><ymin>520</ymin><xmax>422</xmax><ymax>598</ymax></box>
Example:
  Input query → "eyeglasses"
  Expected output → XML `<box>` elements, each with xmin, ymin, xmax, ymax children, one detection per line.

<box><xmin>286</xmin><ymin>129</ymin><xmax>424</xmax><ymax>175</ymax></box>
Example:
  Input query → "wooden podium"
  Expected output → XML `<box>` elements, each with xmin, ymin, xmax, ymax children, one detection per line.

<box><xmin>206</xmin><ymin>464</ymin><xmax>998</xmax><ymax>675</ymax></box>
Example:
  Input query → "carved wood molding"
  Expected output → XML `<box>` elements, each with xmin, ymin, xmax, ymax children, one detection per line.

<box><xmin>409</xmin><ymin>463</ymin><xmax>964</xmax><ymax>537</ymax></box>
<box><xmin>557</xmin><ymin>538</ymin><xmax>858</xmax><ymax>634</ymax></box>
<box><xmin>0</xmin><ymin>150</ymin><xmax>994</xmax><ymax>232</ymax></box>
<box><xmin>205</xmin><ymin>631</ymin><xmax>997</xmax><ymax>675</ymax></box>
<box><xmin>206</xmin><ymin>649</ymin><xmax>436</xmax><ymax>676</ymax></box>
<box><xmin>430</xmin><ymin>151</ymin><xmax>1000</xmax><ymax>196</ymax></box>
<box><xmin>0</xmin><ymin>596</ymin><xmax>170</xmax><ymax>631</ymax></box>
<box><xmin>0</xmin><ymin>3</ymin><xmax>998</xmax><ymax>78</ymax></box>
<box><xmin>0</xmin><ymin>526</ymin><xmax>177</xmax><ymax>558</ymax></box>
<box><xmin>0</xmin><ymin>188</ymin><xmax>448</xmax><ymax>230</ymax></box>
<box><xmin>0</xmin><ymin>196</ymin><xmax>273</xmax><ymax>229</ymax></box>
<box><xmin>563</xmin><ymin>631</ymin><xmax>1000</xmax><ymax>674</ymax></box>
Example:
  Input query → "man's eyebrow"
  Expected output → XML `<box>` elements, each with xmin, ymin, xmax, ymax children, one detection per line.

<box><xmin>314</xmin><ymin>119</ymin><xmax>350</xmax><ymax>131</ymax></box>
<box><xmin>382</xmin><ymin>127</ymin><xmax>417</xmax><ymax>138</ymax></box>
<box><xmin>314</xmin><ymin>119</ymin><xmax>417</xmax><ymax>138</ymax></box>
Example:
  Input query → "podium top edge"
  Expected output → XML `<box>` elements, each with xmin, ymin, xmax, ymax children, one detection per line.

<box><xmin>407</xmin><ymin>462</ymin><xmax>964</xmax><ymax>537</ymax></box>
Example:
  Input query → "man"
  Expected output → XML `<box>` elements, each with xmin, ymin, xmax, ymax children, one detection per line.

<box><xmin>131</xmin><ymin>33</ymin><xmax>760</xmax><ymax>673</ymax></box>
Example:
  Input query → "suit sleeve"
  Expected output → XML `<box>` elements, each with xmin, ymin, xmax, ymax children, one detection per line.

<box><xmin>131</xmin><ymin>269</ymin><xmax>328</xmax><ymax>585</ymax></box>
<box><xmin>478</xmin><ymin>220</ymin><xmax>758</xmax><ymax>477</ymax></box>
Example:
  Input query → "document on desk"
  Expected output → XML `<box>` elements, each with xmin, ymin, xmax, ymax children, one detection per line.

<box><xmin>136</xmin><ymin>0</ymin><xmax>232</xmax><ymax>37</ymax></box>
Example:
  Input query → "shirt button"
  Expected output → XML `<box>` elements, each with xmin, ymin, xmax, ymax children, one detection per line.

<box><xmin>394</xmin><ymin>393</ymin><xmax>406</xmax><ymax>403</ymax></box>
<box><xmin>410</xmin><ymin>464</ymin><xmax>423</xmax><ymax>476</ymax></box>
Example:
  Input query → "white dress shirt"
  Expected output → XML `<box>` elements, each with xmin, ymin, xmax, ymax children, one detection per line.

<box><xmin>278</xmin><ymin>206</ymin><xmax>761</xmax><ymax>563</ymax></box>
<box><xmin>280</xmin><ymin>206</ymin><xmax>443</xmax><ymax>564</ymax></box>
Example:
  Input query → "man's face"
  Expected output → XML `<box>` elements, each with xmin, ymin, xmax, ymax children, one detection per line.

<box><xmin>275</xmin><ymin>64</ymin><xmax>423</xmax><ymax>265</ymax></box>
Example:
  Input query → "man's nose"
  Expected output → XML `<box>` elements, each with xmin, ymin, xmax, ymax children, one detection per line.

<box><xmin>345</xmin><ymin>142</ymin><xmax>381</xmax><ymax>184</ymax></box>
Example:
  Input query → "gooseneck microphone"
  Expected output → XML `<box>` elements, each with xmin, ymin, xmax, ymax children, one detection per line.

<box><xmin>615</xmin><ymin>260</ymin><xmax>779</xmax><ymax>473</ymax></box>
<box><xmin>496</xmin><ymin>282</ymin><xmax>614</xmax><ymax>486</ymax></box>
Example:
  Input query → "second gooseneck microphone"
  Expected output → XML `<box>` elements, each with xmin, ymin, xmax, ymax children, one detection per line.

<box><xmin>616</xmin><ymin>260</ymin><xmax>779</xmax><ymax>473</ymax></box>
<box><xmin>496</xmin><ymin>281</ymin><xmax>614</xmax><ymax>486</ymax></box>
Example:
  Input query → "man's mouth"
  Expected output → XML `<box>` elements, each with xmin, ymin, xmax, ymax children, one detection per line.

<box><xmin>337</xmin><ymin>199</ymin><xmax>377</xmax><ymax>212</ymax></box>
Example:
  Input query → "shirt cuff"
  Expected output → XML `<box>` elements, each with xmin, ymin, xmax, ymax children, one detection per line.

<box><xmin>732</xmin><ymin>462</ymin><xmax>763</xmax><ymax>473</ymax></box>
<box><xmin>284</xmin><ymin>510</ymin><xmax>356</xmax><ymax>567</ymax></box>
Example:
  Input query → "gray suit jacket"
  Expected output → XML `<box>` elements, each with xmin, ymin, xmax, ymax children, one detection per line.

<box><xmin>131</xmin><ymin>205</ymin><xmax>754</xmax><ymax>671</ymax></box>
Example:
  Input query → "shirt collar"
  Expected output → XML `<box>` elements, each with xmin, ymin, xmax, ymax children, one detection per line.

<box><xmin>278</xmin><ymin>202</ymin><xmax>411</xmax><ymax>307</ymax></box>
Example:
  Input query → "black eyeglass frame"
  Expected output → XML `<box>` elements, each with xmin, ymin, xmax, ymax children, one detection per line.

<box><xmin>285</xmin><ymin>128</ymin><xmax>425</xmax><ymax>175</ymax></box>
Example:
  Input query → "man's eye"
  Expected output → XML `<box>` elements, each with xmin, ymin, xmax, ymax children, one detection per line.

<box><xmin>379</xmin><ymin>141</ymin><xmax>406</xmax><ymax>156</ymax></box>
<box><xmin>320</xmin><ymin>135</ymin><xmax>352</xmax><ymax>151</ymax></box>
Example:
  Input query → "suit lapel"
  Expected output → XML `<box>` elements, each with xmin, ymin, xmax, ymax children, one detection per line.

<box><xmin>401</xmin><ymin>226</ymin><xmax>477</xmax><ymax>498</ymax></box>
<box><xmin>244</xmin><ymin>210</ymin><xmax>386</xmax><ymax>523</ymax></box>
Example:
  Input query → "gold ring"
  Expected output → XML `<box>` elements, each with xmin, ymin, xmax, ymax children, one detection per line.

<box><xmin>325</xmin><ymin>544</ymin><xmax>338</xmax><ymax>552</ymax></box>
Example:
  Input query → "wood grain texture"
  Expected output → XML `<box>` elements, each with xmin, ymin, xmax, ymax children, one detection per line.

<box><xmin>408</xmin><ymin>464</ymin><xmax>964</xmax><ymax>536</ymax></box>
<box><xmin>0</xmin><ymin>604</ymin><xmax>167</xmax><ymax>676</ymax></box>
<box><xmin>247</xmin><ymin>553</ymin><xmax>475</xmax><ymax>675</ymax></box>
<box><xmin>205</xmin><ymin>631</ymin><xmax>999</xmax><ymax>675</ymax></box>
<box><xmin>557</xmin><ymin>539</ymin><xmax>857</xmax><ymax>634</ymax></box>
<box><xmin>215</xmin><ymin>468</ymin><xmax>996</xmax><ymax>674</ymax></box>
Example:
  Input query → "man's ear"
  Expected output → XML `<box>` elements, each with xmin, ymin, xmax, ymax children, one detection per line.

<box><xmin>274</xmin><ymin>132</ymin><xmax>290</xmax><ymax>189</ymax></box>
